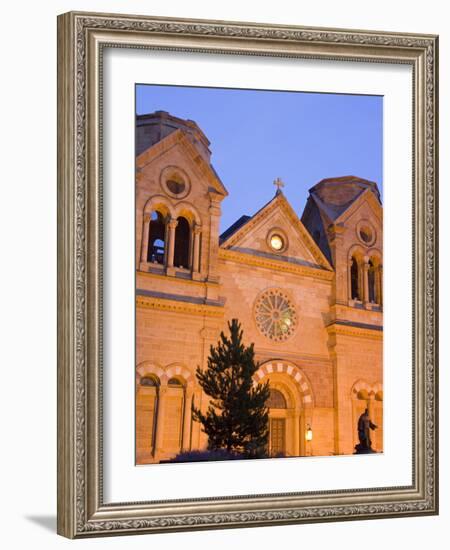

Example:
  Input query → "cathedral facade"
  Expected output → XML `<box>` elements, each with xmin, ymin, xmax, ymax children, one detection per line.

<box><xmin>135</xmin><ymin>111</ymin><xmax>383</xmax><ymax>464</ymax></box>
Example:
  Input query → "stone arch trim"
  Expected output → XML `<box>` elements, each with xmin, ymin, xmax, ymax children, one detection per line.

<box><xmin>366</xmin><ymin>247</ymin><xmax>382</xmax><ymax>265</ymax></box>
<box><xmin>164</xmin><ymin>363</ymin><xmax>196</xmax><ymax>387</ymax></box>
<box><xmin>372</xmin><ymin>382</ymin><xmax>383</xmax><ymax>394</ymax></box>
<box><xmin>347</xmin><ymin>243</ymin><xmax>366</xmax><ymax>260</ymax></box>
<box><xmin>136</xmin><ymin>361</ymin><xmax>196</xmax><ymax>387</ymax></box>
<box><xmin>143</xmin><ymin>194</ymin><xmax>175</xmax><ymax>218</ymax></box>
<box><xmin>351</xmin><ymin>379</ymin><xmax>383</xmax><ymax>398</ymax></box>
<box><xmin>136</xmin><ymin>361</ymin><xmax>165</xmax><ymax>385</ymax></box>
<box><xmin>254</xmin><ymin>360</ymin><xmax>314</xmax><ymax>408</ymax></box>
<box><xmin>173</xmin><ymin>201</ymin><xmax>202</xmax><ymax>225</ymax></box>
<box><xmin>366</xmin><ymin>246</ymin><xmax>382</xmax><ymax>257</ymax></box>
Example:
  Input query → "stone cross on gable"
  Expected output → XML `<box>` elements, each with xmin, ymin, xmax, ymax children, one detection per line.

<box><xmin>273</xmin><ymin>177</ymin><xmax>285</xmax><ymax>194</ymax></box>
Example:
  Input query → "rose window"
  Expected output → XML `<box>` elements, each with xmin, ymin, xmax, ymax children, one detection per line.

<box><xmin>254</xmin><ymin>289</ymin><xmax>297</xmax><ymax>342</ymax></box>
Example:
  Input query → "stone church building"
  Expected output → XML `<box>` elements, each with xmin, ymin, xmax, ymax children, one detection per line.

<box><xmin>135</xmin><ymin>111</ymin><xmax>383</xmax><ymax>464</ymax></box>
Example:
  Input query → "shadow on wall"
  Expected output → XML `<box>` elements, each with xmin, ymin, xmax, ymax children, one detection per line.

<box><xmin>24</xmin><ymin>515</ymin><xmax>56</xmax><ymax>533</ymax></box>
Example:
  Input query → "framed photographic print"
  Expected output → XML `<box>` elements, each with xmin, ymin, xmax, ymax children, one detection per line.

<box><xmin>57</xmin><ymin>11</ymin><xmax>439</xmax><ymax>538</ymax></box>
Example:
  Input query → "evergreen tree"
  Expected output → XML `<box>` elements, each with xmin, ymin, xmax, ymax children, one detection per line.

<box><xmin>192</xmin><ymin>319</ymin><xmax>270</xmax><ymax>458</ymax></box>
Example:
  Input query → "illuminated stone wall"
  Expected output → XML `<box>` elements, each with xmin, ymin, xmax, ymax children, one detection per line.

<box><xmin>135</xmin><ymin>112</ymin><xmax>383</xmax><ymax>465</ymax></box>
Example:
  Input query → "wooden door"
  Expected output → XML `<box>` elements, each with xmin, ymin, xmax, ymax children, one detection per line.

<box><xmin>270</xmin><ymin>418</ymin><xmax>286</xmax><ymax>456</ymax></box>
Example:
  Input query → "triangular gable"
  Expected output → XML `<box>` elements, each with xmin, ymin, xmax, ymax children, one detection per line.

<box><xmin>136</xmin><ymin>129</ymin><xmax>228</xmax><ymax>198</ymax></box>
<box><xmin>220</xmin><ymin>192</ymin><xmax>332</xmax><ymax>271</ymax></box>
<box><xmin>333</xmin><ymin>187</ymin><xmax>382</xmax><ymax>225</ymax></box>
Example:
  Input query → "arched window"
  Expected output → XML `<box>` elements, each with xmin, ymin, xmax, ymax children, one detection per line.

<box><xmin>136</xmin><ymin>374</ymin><xmax>160</xmax><ymax>461</ymax></box>
<box><xmin>140</xmin><ymin>375</ymin><xmax>160</xmax><ymax>387</ymax></box>
<box><xmin>173</xmin><ymin>216</ymin><xmax>190</xmax><ymax>268</ymax></box>
<box><xmin>164</xmin><ymin>377</ymin><xmax>186</xmax><ymax>455</ymax></box>
<box><xmin>350</xmin><ymin>256</ymin><xmax>361</xmax><ymax>300</ymax></box>
<box><xmin>148</xmin><ymin>211</ymin><xmax>166</xmax><ymax>264</ymax></box>
<box><xmin>168</xmin><ymin>377</ymin><xmax>184</xmax><ymax>387</ymax></box>
<box><xmin>368</xmin><ymin>259</ymin><xmax>376</xmax><ymax>303</ymax></box>
<box><xmin>267</xmin><ymin>389</ymin><xmax>287</xmax><ymax>409</ymax></box>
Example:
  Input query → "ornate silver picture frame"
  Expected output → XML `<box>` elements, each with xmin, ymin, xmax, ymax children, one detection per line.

<box><xmin>57</xmin><ymin>11</ymin><xmax>438</xmax><ymax>538</ymax></box>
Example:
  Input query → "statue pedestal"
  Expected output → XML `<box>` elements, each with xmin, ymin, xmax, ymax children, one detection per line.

<box><xmin>354</xmin><ymin>443</ymin><xmax>377</xmax><ymax>454</ymax></box>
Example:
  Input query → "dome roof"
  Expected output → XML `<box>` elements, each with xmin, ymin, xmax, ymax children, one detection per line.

<box><xmin>309</xmin><ymin>176</ymin><xmax>381</xmax><ymax>221</ymax></box>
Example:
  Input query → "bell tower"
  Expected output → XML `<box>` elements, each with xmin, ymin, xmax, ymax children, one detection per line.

<box><xmin>135</xmin><ymin>111</ymin><xmax>228</xmax><ymax>287</ymax></box>
<box><xmin>301</xmin><ymin>176</ymin><xmax>383</xmax><ymax>455</ymax></box>
<box><xmin>301</xmin><ymin>175</ymin><xmax>383</xmax><ymax>311</ymax></box>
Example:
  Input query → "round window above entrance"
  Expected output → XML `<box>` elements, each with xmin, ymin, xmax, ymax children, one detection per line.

<box><xmin>254</xmin><ymin>288</ymin><xmax>297</xmax><ymax>342</ymax></box>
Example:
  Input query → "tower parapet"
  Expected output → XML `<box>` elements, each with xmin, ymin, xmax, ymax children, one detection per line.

<box><xmin>136</xmin><ymin>110</ymin><xmax>212</xmax><ymax>163</ymax></box>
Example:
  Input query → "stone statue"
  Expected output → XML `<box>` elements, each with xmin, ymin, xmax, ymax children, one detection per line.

<box><xmin>354</xmin><ymin>408</ymin><xmax>378</xmax><ymax>454</ymax></box>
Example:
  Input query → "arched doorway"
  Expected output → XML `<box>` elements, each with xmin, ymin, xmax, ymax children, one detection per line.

<box><xmin>255</xmin><ymin>360</ymin><xmax>314</xmax><ymax>458</ymax></box>
<box><xmin>267</xmin><ymin>388</ymin><xmax>288</xmax><ymax>456</ymax></box>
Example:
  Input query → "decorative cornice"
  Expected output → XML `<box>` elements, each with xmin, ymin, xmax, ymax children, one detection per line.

<box><xmin>219</xmin><ymin>248</ymin><xmax>334</xmax><ymax>281</ymax></box>
<box><xmin>136</xmin><ymin>294</ymin><xmax>225</xmax><ymax>318</ymax></box>
<box><xmin>255</xmin><ymin>349</ymin><xmax>332</xmax><ymax>367</ymax></box>
<box><xmin>137</xmin><ymin>268</ymin><xmax>215</xmax><ymax>287</ymax></box>
<box><xmin>137</xmin><ymin>288</ymin><xmax>224</xmax><ymax>306</ymax></box>
<box><xmin>326</xmin><ymin>320</ymin><xmax>383</xmax><ymax>340</ymax></box>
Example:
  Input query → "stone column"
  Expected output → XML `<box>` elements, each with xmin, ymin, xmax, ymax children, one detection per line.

<box><xmin>140</xmin><ymin>214</ymin><xmax>151</xmax><ymax>263</ymax></box>
<box><xmin>154</xmin><ymin>387</ymin><xmax>168</xmax><ymax>459</ymax></box>
<box><xmin>377</xmin><ymin>265</ymin><xmax>383</xmax><ymax>305</ymax></box>
<box><xmin>294</xmin><ymin>408</ymin><xmax>301</xmax><ymax>457</ymax></box>
<box><xmin>347</xmin><ymin>259</ymin><xmax>353</xmax><ymax>302</ymax></box>
<box><xmin>166</xmin><ymin>218</ymin><xmax>178</xmax><ymax>273</ymax></box>
<box><xmin>363</xmin><ymin>257</ymin><xmax>370</xmax><ymax>305</ymax></box>
<box><xmin>327</xmin><ymin>223</ymin><xmax>347</xmax><ymax>305</ymax></box>
<box><xmin>207</xmin><ymin>193</ymin><xmax>222</xmax><ymax>283</ymax></box>
<box><xmin>182</xmin><ymin>387</ymin><xmax>194</xmax><ymax>451</ymax></box>
<box><xmin>191</xmin><ymin>388</ymin><xmax>204</xmax><ymax>450</ymax></box>
<box><xmin>329</xmin><ymin>344</ymin><xmax>354</xmax><ymax>456</ymax></box>
<box><xmin>192</xmin><ymin>225</ymin><xmax>202</xmax><ymax>280</ymax></box>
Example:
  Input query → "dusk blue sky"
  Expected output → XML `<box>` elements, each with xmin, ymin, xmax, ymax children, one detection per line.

<box><xmin>136</xmin><ymin>85</ymin><xmax>383</xmax><ymax>233</ymax></box>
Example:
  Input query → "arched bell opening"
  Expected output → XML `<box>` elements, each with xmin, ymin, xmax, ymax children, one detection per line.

<box><xmin>173</xmin><ymin>216</ymin><xmax>191</xmax><ymax>269</ymax></box>
<box><xmin>147</xmin><ymin>210</ymin><xmax>166</xmax><ymax>264</ymax></box>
